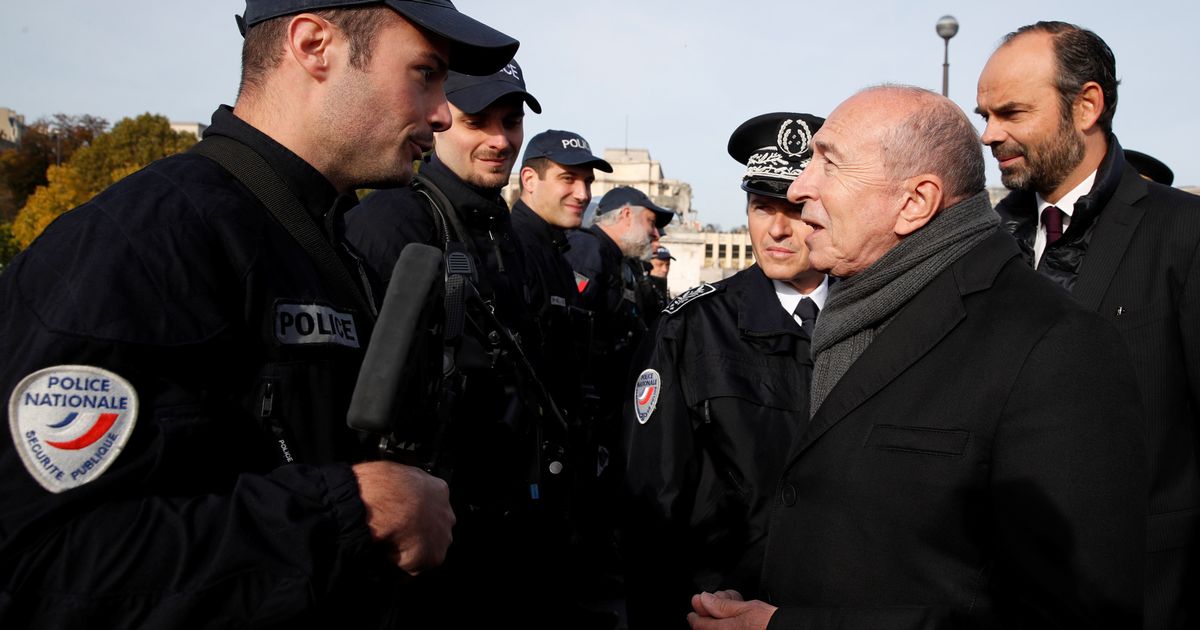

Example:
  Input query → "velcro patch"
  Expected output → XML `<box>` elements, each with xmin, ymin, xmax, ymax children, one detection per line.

<box><xmin>9</xmin><ymin>365</ymin><xmax>139</xmax><ymax>493</ymax></box>
<box><xmin>634</xmin><ymin>369</ymin><xmax>661</xmax><ymax>425</ymax></box>
<box><xmin>663</xmin><ymin>283</ymin><xmax>717</xmax><ymax>315</ymax></box>
<box><xmin>275</xmin><ymin>302</ymin><xmax>360</xmax><ymax>348</ymax></box>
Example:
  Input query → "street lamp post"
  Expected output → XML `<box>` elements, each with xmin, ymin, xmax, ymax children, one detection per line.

<box><xmin>937</xmin><ymin>15</ymin><xmax>959</xmax><ymax>97</ymax></box>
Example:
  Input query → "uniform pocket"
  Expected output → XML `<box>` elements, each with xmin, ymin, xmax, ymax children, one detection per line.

<box><xmin>684</xmin><ymin>352</ymin><xmax>805</xmax><ymax>412</ymax></box>
<box><xmin>865</xmin><ymin>424</ymin><xmax>970</xmax><ymax>457</ymax></box>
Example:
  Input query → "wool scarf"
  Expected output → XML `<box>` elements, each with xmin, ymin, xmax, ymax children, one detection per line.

<box><xmin>810</xmin><ymin>190</ymin><xmax>998</xmax><ymax>417</ymax></box>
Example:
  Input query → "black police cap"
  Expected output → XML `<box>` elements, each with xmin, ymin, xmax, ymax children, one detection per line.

<box><xmin>445</xmin><ymin>58</ymin><xmax>541</xmax><ymax>115</ymax></box>
<box><xmin>727</xmin><ymin>112</ymin><xmax>824</xmax><ymax>200</ymax></box>
<box><xmin>597</xmin><ymin>186</ymin><xmax>674</xmax><ymax>229</ymax></box>
<box><xmin>652</xmin><ymin>246</ymin><xmax>676</xmax><ymax>261</ymax></box>
<box><xmin>239</xmin><ymin>0</ymin><xmax>519</xmax><ymax>76</ymax></box>
<box><xmin>1124</xmin><ymin>149</ymin><xmax>1174</xmax><ymax>186</ymax></box>
<box><xmin>523</xmin><ymin>130</ymin><xmax>613</xmax><ymax>173</ymax></box>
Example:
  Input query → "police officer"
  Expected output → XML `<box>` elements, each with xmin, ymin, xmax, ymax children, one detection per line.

<box><xmin>564</xmin><ymin>186</ymin><xmax>673</xmax><ymax>560</ymax></box>
<box><xmin>634</xmin><ymin>244</ymin><xmax>674</xmax><ymax>327</ymax></box>
<box><xmin>509</xmin><ymin>129</ymin><xmax>622</xmax><ymax>626</ymax></box>
<box><xmin>621</xmin><ymin>112</ymin><xmax>828</xmax><ymax>629</ymax></box>
<box><xmin>512</xmin><ymin>130</ymin><xmax>612</xmax><ymax>413</ymax></box>
<box><xmin>344</xmin><ymin>57</ymin><xmax>587</xmax><ymax>628</ymax></box>
<box><xmin>0</xmin><ymin>2</ymin><xmax>515</xmax><ymax>627</ymax></box>
<box><xmin>566</xmin><ymin>186</ymin><xmax>673</xmax><ymax>398</ymax></box>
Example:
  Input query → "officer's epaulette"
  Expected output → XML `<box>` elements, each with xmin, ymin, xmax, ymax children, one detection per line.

<box><xmin>662</xmin><ymin>282</ymin><xmax>721</xmax><ymax>316</ymax></box>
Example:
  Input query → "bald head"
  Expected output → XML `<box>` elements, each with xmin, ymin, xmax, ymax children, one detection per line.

<box><xmin>787</xmin><ymin>85</ymin><xmax>986</xmax><ymax>277</ymax></box>
<box><xmin>859</xmin><ymin>86</ymin><xmax>986</xmax><ymax>206</ymax></box>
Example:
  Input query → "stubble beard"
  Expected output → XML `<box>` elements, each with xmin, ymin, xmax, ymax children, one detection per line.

<box><xmin>999</xmin><ymin>114</ymin><xmax>1086</xmax><ymax>195</ymax></box>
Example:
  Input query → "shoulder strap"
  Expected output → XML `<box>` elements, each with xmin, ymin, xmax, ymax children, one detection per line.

<box><xmin>190</xmin><ymin>135</ymin><xmax>376</xmax><ymax>320</ymax></box>
<box><xmin>413</xmin><ymin>173</ymin><xmax>473</xmax><ymax>251</ymax></box>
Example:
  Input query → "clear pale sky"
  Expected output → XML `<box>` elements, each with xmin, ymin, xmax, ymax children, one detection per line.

<box><xmin>4</xmin><ymin>1</ymin><xmax>1196</xmax><ymax>229</ymax></box>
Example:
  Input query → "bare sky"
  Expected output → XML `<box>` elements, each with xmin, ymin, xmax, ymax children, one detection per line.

<box><xmin>4</xmin><ymin>1</ymin><xmax>1196</xmax><ymax>229</ymax></box>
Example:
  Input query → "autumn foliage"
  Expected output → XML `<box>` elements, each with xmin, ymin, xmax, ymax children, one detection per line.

<box><xmin>10</xmin><ymin>113</ymin><xmax>197</xmax><ymax>249</ymax></box>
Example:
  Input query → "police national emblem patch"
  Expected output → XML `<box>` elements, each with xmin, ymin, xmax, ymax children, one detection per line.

<box><xmin>663</xmin><ymin>283</ymin><xmax>717</xmax><ymax>316</ymax></box>
<box><xmin>634</xmin><ymin>369</ymin><xmax>661</xmax><ymax>425</ymax></box>
<box><xmin>574</xmin><ymin>272</ymin><xmax>591</xmax><ymax>293</ymax></box>
<box><xmin>9</xmin><ymin>365</ymin><xmax>139</xmax><ymax>493</ymax></box>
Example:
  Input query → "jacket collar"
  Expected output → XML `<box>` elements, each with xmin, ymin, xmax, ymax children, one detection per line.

<box><xmin>420</xmin><ymin>155</ymin><xmax>508</xmax><ymax>228</ymax></box>
<box><xmin>204</xmin><ymin>105</ymin><xmax>354</xmax><ymax>237</ymax></box>
<box><xmin>586</xmin><ymin>224</ymin><xmax>625</xmax><ymax>260</ymax></box>
<box><xmin>511</xmin><ymin>199</ymin><xmax>571</xmax><ymax>253</ymax></box>
<box><xmin>736</xmin><ymin>265</ymin><xmax>809</xmax><ymax>339</ymax></box>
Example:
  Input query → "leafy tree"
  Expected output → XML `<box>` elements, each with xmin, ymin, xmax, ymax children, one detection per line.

<box><xmin>0</xmin><ymin>114</ymin><xmax>107</xmax><ymax>221</ymax></box>
<box><xmin>12</xmin><ymin>114</ymin><xmax>196</xmax><ymax>249</ymax></box>
<box><xmin>0</xmin><ymin>222</ymin><xmax>20</xmax><ymax>270</ymax></box>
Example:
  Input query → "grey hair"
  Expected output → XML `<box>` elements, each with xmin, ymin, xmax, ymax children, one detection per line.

<box><xmin>592</xmin><ymin>206</ymin><xmax>626</xmax><ymax>228</ymax></box>
<box><xmin>862</xmin><ymin>85</ymin><xmax>986</xmax><ymax>205</ymax></box>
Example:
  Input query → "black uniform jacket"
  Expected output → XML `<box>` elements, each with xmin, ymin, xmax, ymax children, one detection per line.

<box><xmin>566</xmin><ymin>226</ymin><xmax>638</xmax><ymax>323</ymax></box>
<box><xmin>565</xmin><ymin>226</ymin><xmax>645</xmax><ymax>399</ymax></box>
<box><xmin>623</xmin><ymin>265</ymin><xmax>812</xmax><ymax>628</ymax></box>
<box><xmin>761</xmin><ymin>231</ymin><xmax>1146</xmax><ymax>629</ymax></box>
<box><xmin>345</xmin><ymin>155</ymin><xmax>531</xmax><ymax>334</ymax></box>
<box><xmin>510</xmin><ymin>199</ymin><xmax>584</xmax><ymax>412</ymax></box>
<box><xmin>344</xmin><ymin>158</ymin><xmax>583</xmax><ymax>628</ymax></box>
<box><xmin>0</xmin><ymin>107</ymin><xmax>399</xmax><ymax>627</ymax></box>
<box><xmin>996</xmin><ymin>139</ymin><xmax>1200</xmax><ymax>629</ymax></box>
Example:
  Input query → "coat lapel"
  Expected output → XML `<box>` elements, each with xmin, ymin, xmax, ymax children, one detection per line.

<box><xmin>785</xmin><ymin>270</ymin><xmax>966</xmax><ymax>464</ymax></box>
<box><xmin>784</xmin><ymin>233</ymin><xmax>1015</xmax><ymax>467</ymax></box>
<box><xmin>1070</xmin><ymin>166</ymin><xmax>1147</xmax><ymax>311</ymax></box>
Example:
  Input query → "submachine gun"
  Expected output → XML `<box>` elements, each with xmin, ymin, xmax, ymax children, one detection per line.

<box><xmin>347</xmin><ymin>243</ymin><xmax>570</xmax><ymax>505</ymax></box>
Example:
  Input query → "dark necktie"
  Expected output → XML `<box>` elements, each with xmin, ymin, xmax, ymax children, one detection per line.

<box><xmin>1042</xmin><ymin>206</ymin><xmax>1065</xmax><ymax>246</ymax></box>
<box><xmin>795</xmin><ymin>297</ymin><xmax>819</xmax><ymax>338</ymax></box>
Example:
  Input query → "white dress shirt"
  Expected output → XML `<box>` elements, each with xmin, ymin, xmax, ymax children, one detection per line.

<box><xmin>774</xmin><ymin>276</ymin><xmax>829</xmax><ymax>327</ymax></box>
<box><xmin>1034</xmin><ymin>171</ymin><xmax>1096</xmax><ymax>267</ymax></box>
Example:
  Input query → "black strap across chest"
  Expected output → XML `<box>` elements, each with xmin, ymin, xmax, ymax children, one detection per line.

<box><xmin>189</xmin><ymin>136</ymin><xmax>377</xmax><ymax>321</ymax></box>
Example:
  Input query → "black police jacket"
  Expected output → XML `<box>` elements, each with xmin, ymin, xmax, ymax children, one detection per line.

<box><xmin>510</xmin><ymin>199</ymin><xmax>586</xmax><ymax>414</ymax></box>
<box><xmin>622</xmin><ymin>265</ymin><xmax>813</xmax><ymax>629</ymax></box>
<box><xmin>565</xmin><ymin>226</ymin><xmax>646</xmax><ymax>396</ymax></box>
<box><xmin>346</xmin><ymin>156</ymin><xmax>532</xmax><ymax>336</ymax></box>
<box><xmin>0</xmin><ymin>107</ymin><xmax>405</xmax><ymax>628</ymax></box>
<box><xmin>345</xmin><ymin>156</ymin><xmax>540</xmax><ymax>506</ymax></box>
<box><xmin>345</xmin><ymin>157</ymin><xmax>587</xmax><ymax>628</ymax></box>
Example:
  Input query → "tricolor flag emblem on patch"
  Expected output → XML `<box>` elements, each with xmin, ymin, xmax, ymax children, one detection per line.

<box><xmin>634</xmin><ymin>369</ymin><xmax>661</xmax><ymax>425</ymax></box>
<box><xmin>8</xmin><ymin>365</ymin><xmax>139</xmax><ymax>493</ymax></box>
<box><xmin>574</xmin><ymin>272</ymin><xmax>590</xmax><ymax>293</ymax></box>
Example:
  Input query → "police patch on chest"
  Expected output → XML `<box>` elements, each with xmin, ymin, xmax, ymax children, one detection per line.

<box><xmin>8</xmin><ymin>365</ymin><xmax>139</xmax><ymax>493</ymax></box>
<box><xmin>274</xmin><ymin>302</ymin><xmax>360</xmax><ymax>348</ymax></box>
<box><xmin>663</xmin><ymin>283</ymin><xmax>717</xmax><ymax>316</ymax></box>
<box><xmin>634</xmin><ymin>369</ymin><xmax>661</xmax><ymax>425</ymax></box>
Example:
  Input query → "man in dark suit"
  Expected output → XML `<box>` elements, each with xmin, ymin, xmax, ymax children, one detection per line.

<box><xmin>687</xmin><ymin>85</ymin><xmax>1145</xmax><ymax>629</ymax></box>
<box><xmin>977</xmin><ymin>21</ymin><xmax>1199</xmax><ymax>629</ymax></box>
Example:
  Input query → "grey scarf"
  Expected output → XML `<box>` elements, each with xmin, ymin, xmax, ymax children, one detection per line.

<box><xmin>810</xmin><ymin>190</ymin><xmax>998</xmax><ymax>417</ymax></box>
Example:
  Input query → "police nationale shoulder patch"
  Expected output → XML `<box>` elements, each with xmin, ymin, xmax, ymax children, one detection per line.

<box><xmin>8</xmin><ymin>365</ymin><xmax>139</xmax><ymax>493</ymax></box>
<box><xmin>275</xmin><ymin>302</ymin><xmax>360</xmax><ymax>348</ymax></box>
<box><xmin>663</xmin><ymin>283</ymin><xmax>717</xmax><ymax>316</ymax></box>
<box><xmin>634</xmin><ymin>369</ymin><xmax>661</xmax><ymax>425</ymax></box>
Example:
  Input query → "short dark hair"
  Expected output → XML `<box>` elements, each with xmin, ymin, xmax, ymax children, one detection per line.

<box><xmin>239</xmin><ymin>7</ymin><xmax>390</xmax><ymax>98</ymax></box>
<box><xmin>522</xmin><ymin>157</ymin><xmax>554</xmax><ymax>179</ymax></box>
<box><xmin>1004</xmin><ymin>21</ymin><xmax>1120</xmax><ymax>135</ymax></box>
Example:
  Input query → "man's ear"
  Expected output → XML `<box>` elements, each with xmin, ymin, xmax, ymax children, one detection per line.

<box><xmin>894</xmin><ymin>174</ymin><xmax>944</xmax><ymax>236</ymax></box>
<box><xmin>288</xmin><ymin>14</ymin><xmax>337</xmax><ymax>81</ymax></box>
<box><xmin>519</xmin><ymin>166</ymin><xmax>537</xmax><ymax>195</ymax></box>
<box><xmin>1074</xmin><ymin>80</ymin><xmax>1105</xmax><ymax>133</ymax></box>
